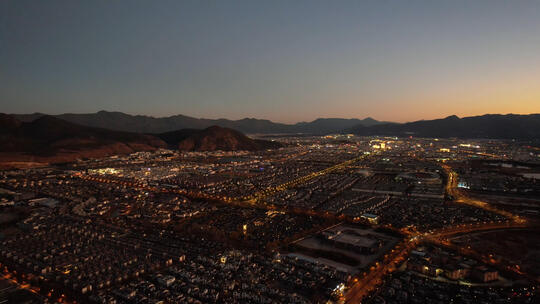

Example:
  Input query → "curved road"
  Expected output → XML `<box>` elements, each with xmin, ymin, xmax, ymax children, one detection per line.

<box><xmin>345</xmin><ymin>166</ymin><xmax>530</xmax><ymax>303</ymax></box>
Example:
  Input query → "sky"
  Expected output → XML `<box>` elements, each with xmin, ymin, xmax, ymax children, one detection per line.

<box><xmin>1</xmin><ymin>1</ymin><xmax>539</xmax><ymax>123</ymax></box>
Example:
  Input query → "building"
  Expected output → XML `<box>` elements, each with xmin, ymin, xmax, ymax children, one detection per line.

<box><xmin>472</xmin><ymin>266</ymin><xmax>498</xmax><ymax>282</ymax></box>
<box><xmin>157</xmin><ymin>275</ymin><xmax>176</xmax><ymax>287</ymax></box>
<box><xmin>445</xmin><ymin>263</ymin><xmax>470</xmax><ymax>280</ymax></box>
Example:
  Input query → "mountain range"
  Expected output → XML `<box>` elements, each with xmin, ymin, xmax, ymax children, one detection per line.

<box><xmin>12</xmin><ymin>111</ymin><xmax>383</xmax><ymax>134</ymax></box>
<box><xmin>0</xmin><ymin>114</ymin><xmax>166</xmax><ymax>163</ymax></box>
<box><xmin>11</xmin><ymin>111</ymin><xmax>540</xmax><ymax>140</ymax></box>
<box><xmin>348</xmin><ymin>114</ymin><xmax>540</xmax><ymax>139</ymax></box>
<box><xmin>0</xmin><ymin>114</ymin><xmax>282</xmax><ymax>166</ymax></box>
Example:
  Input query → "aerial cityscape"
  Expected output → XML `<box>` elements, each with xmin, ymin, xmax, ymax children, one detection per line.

<box><xmin>1</xmin><ymin>1</ymin><xmax>540</xmax><ymax>304</ymax></box>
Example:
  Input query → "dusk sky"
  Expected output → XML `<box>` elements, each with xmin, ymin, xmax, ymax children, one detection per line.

<box><xmin>1</xmin><ymin>1</ymin><xmax>539</xmax><ymax>123</ymax></box>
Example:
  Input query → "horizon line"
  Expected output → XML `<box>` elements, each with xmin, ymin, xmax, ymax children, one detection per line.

<box><xmin>6</xmin><ymin>110</ymin><xmax>540</xmax><ymax>125</ymax></box>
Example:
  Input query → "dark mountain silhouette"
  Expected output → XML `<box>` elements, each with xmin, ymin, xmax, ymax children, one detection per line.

<box><xmin>157</xmin><ymin>126</ymin><xmax>283</xmax><ymax>151</ymax></box>
<box><xmin>0</xmin><ymin>115</ymin><xmax>285</xmax><ymax>166</ymax></box>
<box><xmin>348</xmin><ymin>114</ymin><xmax>540</xmax><ymax>139</ymax></box>
<box><xmin>0</xmin><ymin>114</ymin><xmax>167</xmax><ymax>163</ymax></box>
<box><xmin>155</xmin><ymin>129</ymin><xmax>200</xmax><ymax>147</ymax></box>
<box><xmin>292</xmin><ymin>117</ymin><xmax>381</xmax><ymax>134</ymax></box>
<box><xmin>0</xmin><ymin>113</ymin><xmax>22</xmax><ymax>130</ymax></box>
<box><xmin>12</xmin><ymin>111</ymin><xmax>384</xmax><ymax>134</ymax></box>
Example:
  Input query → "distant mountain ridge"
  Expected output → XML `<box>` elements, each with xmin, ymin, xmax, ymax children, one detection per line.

<box><xmin>8</xmin><ymin>112</ymin><xmax>540</xmax><ymax>141</ymax></box>
<box><xmin>348</xmin><ymin>114</ymin><xmax>540</xmax><ymax>139</ymax></box>
<box><xmin>12</xmin><ymin>111</ymin><xmax>384</xmax><ymax>134</ymax></box>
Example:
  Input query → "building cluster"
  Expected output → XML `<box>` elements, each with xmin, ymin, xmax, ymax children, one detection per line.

<box><xmin>376</xmin><ymin>198</ymin><xmax>507</xmax><ymax>231</ymax></box>
<box><xmin>104</xmin><ymin>252</ymin><xmax>346</xmax><ymax>304</ymax></box>
<box><xmin>455</xmin><ymin>160</ymin><xmax>540</xmax><ymax>196</ymax></box>
<box><xmin>371</xmin><ymin>271</ymin><xmax>536</xmax><ymax>304</ymax></box>
<box><xmin>0</xmin><ymin>136</ymin><xmax>538</xmax><ymax>303</ymax></box>
<box><xmin>407</xmin><ymin>246</ymin><xmax>499</xmax><ymax>283</ymax></box>
<box><xmin>0</xmin><ymin>215</ymin><xmax>179</xmax><ymax>299</ymax></box>
<box><xmin>288</xmin><ymin>225</ymin><xmax>400</xmax><ymax>275</ymax></box>
<box><xmin>183</xmin><ymin>205</ymin><xmax>332</xmax><ymax>250</ymax></box>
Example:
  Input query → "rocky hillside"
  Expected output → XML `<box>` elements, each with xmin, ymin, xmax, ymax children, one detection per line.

<box><xmin>0</xmin><ymin>114</ymin><xmax>166</xmax><ymax>164</ymax></box>
<box><xmin>158</xmin><ymin>126</ymin><xmax>283</xmax><ymax>151</ymax></box>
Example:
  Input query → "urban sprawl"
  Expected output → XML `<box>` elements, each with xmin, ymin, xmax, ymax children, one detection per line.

<box><xmin>0</xmin><ymin>135</ymin><xmax>539</xmax><ymax>303</ymax></box>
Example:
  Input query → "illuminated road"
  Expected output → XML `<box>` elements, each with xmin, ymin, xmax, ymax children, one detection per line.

<box><xmin>72</xmin><ymin>157</ymin><xmax>531</xmax><ymax>304</ymax></box>
<box><xmin>71</xmin><ymin>154</ymin><xmax>375</xmax><ymax>228</ymax></box>
<box><xmin>428</xmin><ymin>229</ymin><xmax>539</xmax><ymax>282</ymax></box>
<box><xmin>75</xmin><ymin>173</ymin><xmax>232</xmax><ymax>203</ymax></box>
<box><xmin>75</xmin><ymin>153</ymin><xmax>370</xmax><ymax>208</ymax></box>
<box><xmin>443</xmin><ymin>165</ymin><xmax>526</xmax><ymax>224</ymax></box>
<box><xmin>344</xmin><ymin>220</ymin><xmax>531</xmax><ymax>304</ymax></box>
<box><xmin>0</xmin><ymin>265</ymin><xmax>52</xmax><ymax>303</ymax></box>
<box><xmin>247</xmin><ymin>154</ymin><xmax>370</xmax><ymax>203</ymax></box>
<box><xmin>344</xmin><ymin>237</ymin><xmax>418</xmax><ymax>303</ymax></box>
<box><xmin>344</xmin><ymin>165</ymin><xmax>530</xmax><ymax>303</ymax></box>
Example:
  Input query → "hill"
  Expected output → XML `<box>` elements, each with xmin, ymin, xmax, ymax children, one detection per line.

<box><xmin>348</xmin><ymin>114</ymin><xmax>540</xmax><ymax>139</ymax></box>
<box><xmin>12</xmin><ymin>111</ymin><xmax>384</xmax><ymax>134</ymax></box>
<box><xmin>0</xmin><ymin>115</ymin><xmax>285</xmax><ymax>166</ymax></box>
<box><xmin>157</xmin><ymin>126</ymin><xmax>283</xmax><ymax>151</ymax></box>
<box><xmin>0</xmin><ymin>114</ymin><xmax>166</xmax><ymax>164</ymax></box>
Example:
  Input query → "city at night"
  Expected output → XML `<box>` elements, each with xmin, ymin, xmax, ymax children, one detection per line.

<box><xmin>1</xmin><ymin>1</ymin><xmax>539</xmax><ymax>303</ymax></box>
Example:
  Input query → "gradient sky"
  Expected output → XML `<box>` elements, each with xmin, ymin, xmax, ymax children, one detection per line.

<box><xmin>1</xmin><ymin>1</ymin><xmax>539</xmax><ymax>123</ymax></box>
